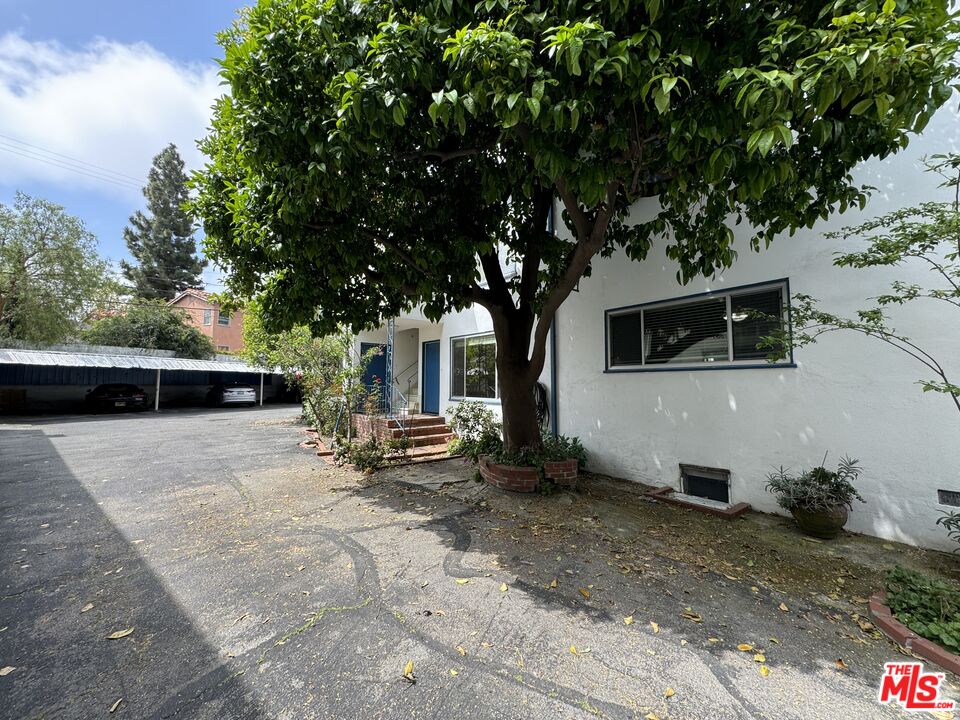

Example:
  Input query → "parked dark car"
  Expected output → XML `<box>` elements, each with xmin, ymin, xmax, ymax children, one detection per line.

<box><xmin>205</xmin><ymin>383</ymin><xmax>257</xmax><ymax>407</ymax></box>
<box><xmin>85</xmin><ymin>384</ymin><xmax>149</xmax><ymax>412</ymax></box>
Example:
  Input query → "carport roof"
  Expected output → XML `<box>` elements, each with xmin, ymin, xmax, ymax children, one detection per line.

<box><xmin>0</xmin><ymin>348</ymin><xmax>277</xmax><ymax>374</ymax></box>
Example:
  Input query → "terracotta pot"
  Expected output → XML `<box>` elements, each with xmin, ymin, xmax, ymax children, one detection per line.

<box><xmin>791</xmin><ymin>505</ymin><xmax>849</xmax><ymax>539</ymax></box>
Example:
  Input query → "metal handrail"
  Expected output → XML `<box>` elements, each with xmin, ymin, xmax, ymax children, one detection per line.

<box><xmin>361</xmin><ymin>381</ymin><xmax>411</xmax><ymax>438</ymax></box>
<box><xmin>393</xmin><ymin>358</ymin><xmax>419</xmax><ymax>385</ymax></box>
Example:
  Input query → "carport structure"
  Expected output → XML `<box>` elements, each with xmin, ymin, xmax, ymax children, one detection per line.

<box><xmin>0</xmin><ymin>347</ymin><xmax>282</xmax><ymax>413</ymax></box>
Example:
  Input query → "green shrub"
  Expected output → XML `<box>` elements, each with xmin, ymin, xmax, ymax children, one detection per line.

<box><xmin>447</xmin><ymin>400</ymin><xmax>503</xmax><ymax>462</ymax></box>
<box><xmin>885</xmin><ymin>566</ymin><xmax>960</xmax><ymax>653</ymax></box>
<box><xmin>385</xmin><ymin>435</ymin><xmax>412</xmax><ymax>460</ymax></box>
<box><xmin>302</xmin><ymin>390</ymin><xmax>341</xmax><ymax>436</ymax></box>
<box><xmin>765</xmin><ymin>455</ymin><xmax>865</xmax><ymax>513</ymax></box>
<box><xmin>542</xmin><ymin>433</ymin><xmax>587</xmax><ymax>469</ymax></box>
<box><xmin>936</xmin><ymin>511</ymin><xmax>960</xmax><ymax>552</ymax></box>
<box><xmin>333</xmin><ymin>437</ymin><xmax>386</xmax><ymax>472</ymax></box>
<box><xmin>493</xmin><ymin>432</ymin><xmax>588</xmax><ymax>470</ymax></box>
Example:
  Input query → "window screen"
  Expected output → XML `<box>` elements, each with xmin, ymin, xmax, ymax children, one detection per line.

<box><xmin>644</xmin><ymin>296</ymin><xmax>728</xmax><ymax>365</ymax></box>
<box><xmin>731</xmin><ymin>288</ymin><xmax>783</xmax><ymax>360</ymax></box>
<box><xmin>609</xmin><ymin>312</ymin><xmax>643</xmax><ymax>367</ymax></box>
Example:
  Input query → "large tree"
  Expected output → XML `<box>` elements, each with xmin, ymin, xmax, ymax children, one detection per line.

<box><xmin>192</xmin><ymin>0</ymin><xmax>959</xmax><ymax>451</ymax></box>
<box><xmin>0</xmin><ymin>192</ymin><xmax>113</xmax><ymax>343</ymax></box>
<box><xmin>122</xmin><ymin>144</ymin><xmax>205</xmax><ymax>300</ymax></box>
<box><xmin>83</xmin><ymin>301</ymin><xmax>215</xmax><ymax>359</ymax></box>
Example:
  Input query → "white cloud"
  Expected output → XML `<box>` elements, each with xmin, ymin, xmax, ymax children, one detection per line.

<box><xmin>0</xmin><ymin>33</ymin><xmax>221</xmax><ymax>198</ymax></box>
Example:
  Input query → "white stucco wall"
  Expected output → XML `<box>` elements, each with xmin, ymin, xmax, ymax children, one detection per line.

<box><xmin>552</xmin><ymin>106</ymin><xmax>960</xmax><ymax>550</ymax></box>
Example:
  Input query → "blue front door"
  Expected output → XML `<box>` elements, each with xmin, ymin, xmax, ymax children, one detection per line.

<box><xmin>422</xmin><ymin>340</ymin><xmax>440</xmax><ymax>415</ymax></box>
<box><xmin>360</xmin><ymin>343</ymin><xmax>387</xmax><ymax>411</ymax></box>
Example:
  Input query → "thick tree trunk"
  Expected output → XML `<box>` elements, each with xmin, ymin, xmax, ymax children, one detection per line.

<box><xmin>498</xmin><ymin>359</ymin><xmax>542</xmax><ymax>453</ymax></box>
<box><xmin>491</xmin><ymin>307</ymin><xmax>545</xmax><ymax>453</ymax></box>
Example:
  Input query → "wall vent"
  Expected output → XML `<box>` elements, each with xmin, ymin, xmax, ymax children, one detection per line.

<box><xmin>680</xmin><ymin>464</ymin><xmax>731</xmax><ymax>504</ymax></box>
<box><xmin>938</xmin><ymin>489</ymin><xmax>960</xmax><ymax>507</ymax></box>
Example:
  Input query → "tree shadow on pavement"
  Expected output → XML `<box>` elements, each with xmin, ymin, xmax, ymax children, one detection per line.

<box><xmin>0</xmin><ymin>429</ymin><xmax>267</xmax><ymax>720</ymax></box>
<box><xmin>327</xmin><ymin>458</ymin><xmax>957</xmax><ymax>717</ymax></box>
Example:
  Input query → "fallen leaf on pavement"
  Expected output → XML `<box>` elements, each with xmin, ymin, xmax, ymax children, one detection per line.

<box><xmin>754</xmin><ymin>653</ymin><xmax>766</xmax><ymax>663</ymax></box>
<box><xmin>645</xmin><ymin>713</ymin><xmax>661</xmax><ymax>720</ymax></box>
<box><xmin>623</xmin><ymin>615</ymin><xmax>634</xmax><ymax>625</ymax></box>
<box><xmin>500</xmin><ymin>583</ymin><xmax>508</xmax><ymax>592</ymax></box>
<box><xmin>449</xmin><ymin>669</ymin><xmax>458</xmax><ymax>677</ymax></box>
<box><xmin>737</xmin><ymin>644</ymin><xmax>754</xmax><ymax>652</ymax></box>
<box><xmin>0</xmin><ymin>666</ymin><xmax>14</xmax><ymax>676</ymax></box>
<box><xmin>109</xmin><ymin>699</ymin><xmax>123</xmax><ymax>713</ymax></box>
<box><xmin>570</xmin><ymin>645</ymin><xmax>578</xmax><ymax>655</ymax></box>
<box><xmin>578</xmin><ymin>588</ymin><xmax>590</xmax><ymax>599</ymax></box>
<box><xmin>664</xmin><ymin>688</ymin><xmax>675</xmax><ymax>698</ymax></box>
<box><xmin>456</xmin><ymin>646</ymin><xmax>466</xmax><ymax>656</ymax></box>
<box><xmin>455</xmin><ymin>578</ymin><xmax>470</xmax><ymax>585</ymax></box>
<box><xmin>80</xmin><ymin>603</ymin><xmax>93</xmax><ymax>613</ymax></box>
<box><xmin>549</xmin><ymin>578</ymin><xmax>558</xmax><ymax>588</ymax></box>
<box><xmin>403</xmin><ymin>660</ymin><xmax>415</xmax><ymax>682</ymax></box>
<box><xmin>708</xmin><ymin>638</ymin><xmax>720</xmax><ymax>644</ymax></box>
<box><xmin>759</xmin><ymin>665</ymin><xmax>770</xmax><ymax>677</ymax></box>
<box><xmin>778</xmin><ymin>603</ymin><xmax>789</xmax><ymax>612</ymax></box>
<box><xmin>681</xmin><ymin>608</ymin><xmax>702</xmax><ymax>623</ymax></box>
<box><xmin>836</xmin><ymin>658</ymin><xmax>849</xmax><ymax>670</ymax></box>
<box><xmin>106</xmin><ymin>628</ymin><xmax>134</xmax><ymax>640</ymax></box>
<box><xmin>649</xmin><ymin>621</ymin><xmax>659</xmax><ymax>633</ymax></box>
<box><xmin>769</xmin><ymin>637</ymin><xmax>780</xmax><ymax>644</ymax></box>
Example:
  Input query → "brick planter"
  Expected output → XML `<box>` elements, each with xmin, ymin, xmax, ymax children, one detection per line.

<box><xmin>478</xmin><ymin>456</ymin><xmax>579</xmax><ymax>493</ymax></box>
<box><xmin>478</xmin><ymin>456</ymin><xmax>539</xmax><ymax>493</ymax></box>
<box><xmin>543</xmin><ymin>459</ymin><xmax>579</xmax><ymax>487</ymax></box>
<box><xmin>869</xmin><ymin>591</ymin><xmax>960</xmax><ymax>676</ymax></box>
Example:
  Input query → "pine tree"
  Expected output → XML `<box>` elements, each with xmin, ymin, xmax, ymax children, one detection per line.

<box><xmin>121</xmin><ymin>144</ymin><xmax>205</xmax><ymax>300</ymax></box>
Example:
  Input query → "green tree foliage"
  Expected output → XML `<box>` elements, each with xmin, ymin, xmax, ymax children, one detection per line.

<box><xmin>84</xmin><ymin>301</ymin><xmax>215</xmax><ymax>359</ymax></box>
<box><xmin>762</xmin><ymin>153</ymin><xmax>960</xmax><ymax>415</ymax></box>
<box><xmin>241</xmin><ymin>298</ymin><xmax>374</xmax><ymax>435</ymax></box>
<box><xmin>0</xmin><ymin>192</ymin><xmax>113</xmax><ymax>343</ymax></box>
<box><xmin>191</xmin><ymin>0</ymin><xmax>959</xmax><ymax>451</ymax></box>
<box><xmin>122</xmin><ymin>144</ymin><xmax>205</xmax><ymax>300</ymax></box>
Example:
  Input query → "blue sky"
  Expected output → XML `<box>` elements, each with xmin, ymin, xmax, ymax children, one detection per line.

<box><xmin>0</xmin><ymin>0</ymin><xmax>244</xmax><ymax>288</ymax></box>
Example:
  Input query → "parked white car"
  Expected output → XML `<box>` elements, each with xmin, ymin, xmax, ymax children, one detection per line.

<box><xmin>205</xmin><ymin>383</ymin><xmax>257</xmax><ymax>407</ymax></box>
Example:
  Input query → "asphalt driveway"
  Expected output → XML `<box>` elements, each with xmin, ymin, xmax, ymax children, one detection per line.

<box><xmin>0</xmin><ymin>408</ymin><xmax>953</xmax><ymax>718</ymax></box>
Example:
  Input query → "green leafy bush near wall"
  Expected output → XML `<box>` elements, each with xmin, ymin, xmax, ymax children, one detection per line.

<box><xmin>885</xmin><ymin>566</ymin><xmax>960</xmax><ymax>653</ymax></box>
<box><xmin>447</xmin><ymin>400</ymin><xmax>504</xmax><ymax>462</ymax></box>
<box><xmin>333</xmin><ymin>437</ymin><xmax>386</xmax><ymax>473</ymax></box>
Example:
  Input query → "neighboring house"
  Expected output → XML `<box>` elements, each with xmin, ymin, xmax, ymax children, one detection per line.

<box><xmin>362</xmin><ymin>106</ymin><xmax>960</xmax><ymax>551</ymax></box>
<box><xmin>167</xmin><ymin>289</ymin><xmax>245</xmax><ymax>353</ymax></box>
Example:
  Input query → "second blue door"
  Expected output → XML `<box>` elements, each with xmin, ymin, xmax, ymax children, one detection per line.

<box><xmin>422</xmin><ymin>340</ymin><xmax>440</xmax><ymax>415</ymax></box>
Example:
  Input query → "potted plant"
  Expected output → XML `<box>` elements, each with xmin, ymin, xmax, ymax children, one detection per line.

<box><xmin>765</xmin><ymin>454</ymin><xmax>865</xmax><ymax>538</ymax></box>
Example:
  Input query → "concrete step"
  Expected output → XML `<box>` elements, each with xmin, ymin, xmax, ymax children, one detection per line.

<box><xmin>411</xmin><ymin>432</ymin><xmax>454</xmax><ymax>447</ymax></box>
<box><xmin>387</xmin><ymin>423</ymin><xmax>451</xmax><ymax>439</ymax></box>
<box><xmin>383</xmin><ymin>415</ymin><xmax>446</xmax><ymax>429</ymax></box>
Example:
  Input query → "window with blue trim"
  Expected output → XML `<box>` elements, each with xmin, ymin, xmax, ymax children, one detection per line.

<box><xmin>606</xmin><ymin>281</ymin><xmax>788</xmax><ymax>370</ymax></box>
